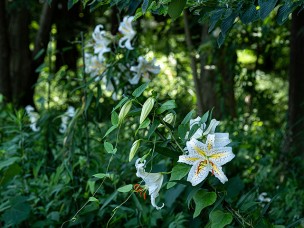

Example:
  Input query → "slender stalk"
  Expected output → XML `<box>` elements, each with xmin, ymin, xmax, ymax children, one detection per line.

<box><xmin>81</xmin><ymin>32</ymin><xmax>90</xmax><ymax>162</ymax></box>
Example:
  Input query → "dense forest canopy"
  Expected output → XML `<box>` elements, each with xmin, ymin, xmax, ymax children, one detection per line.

<box><xmin>0</xmin><ymin>0</ymin><xmax>304</xmax><ymax>227</ymax></box>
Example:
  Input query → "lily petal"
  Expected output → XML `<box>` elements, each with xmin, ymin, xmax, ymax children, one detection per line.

<box><xmin>187</xmin><ymin>138</ymin><xmax>208</xmax><ymax>157</ymax></box>
<box><xmin>209</xmin><ymin>147</ymin><xmax>234</xmax><ymax>166</ymax></box>
<box><xmin>214</xmin><ymin>133</ymin><xmax>231</xmax><ymax>147</ymax></box>
<box><xmin>211</xmin><ymin>161</ymin><xmax>228</xmax><ymax>184</ymax></box>
<box><xmin>203</xmin><ymin>119</ymin><xmax>220</xmax><ymax>135</ymax></box>
<box><xmin>178</xmin><ymin>155</ymin><xmax>201</xmax><ymax>165</ymax></box>
<box><xmin>187</xmin><ymin>160</ymin><xmax>211</xmax><ymax>186</ymax></box>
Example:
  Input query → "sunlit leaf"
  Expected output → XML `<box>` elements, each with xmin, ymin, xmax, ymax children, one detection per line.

<box><xmin>117</xmin><ymin>184</ymin><xmax>133</xmax><ymax>193</ymax></box>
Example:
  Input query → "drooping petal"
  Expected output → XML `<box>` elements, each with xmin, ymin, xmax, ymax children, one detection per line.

<box><xmin>187</xmin><ymin>160</ymin><xmax>211</xmax><ymax>186</ymax></box>
<box><xmin>151</xmin><ymin>195</ymin><xmax>164</xmax><ymax>210</ymax></box>
<box><xmin>124</xmin><ymin>39</ymin><xmax>134</xmax><ymax>50</ymax></box>
<box><xmin>129</xmin><ymin>74</ymin><xmax>141</xmax><ymax>85</ymax></box>
<box><xmin>214</xmin><ymin>133</ymin><xmax>231</xmax><ymax>147</ymax></box>
<box><xmin>209</xmin><ymin>147</ymin><xmax>234</xmax><ymax>166</ymax></box>
<box><xmin>135</xmin><ymin>158</ymin><xmax>164</xmax><ymax>210</ymax></box>
<box><xmin>210</xmin><ymin>162</ymin><xmax>228</xmax><ymax>184</ymax></box>
<box><xmin>187</xmin><ymin>138</ymin><xmax>208</xmax><ymax>157</ymax></box>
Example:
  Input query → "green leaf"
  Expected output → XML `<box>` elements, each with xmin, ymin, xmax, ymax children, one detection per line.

<box><xmin>178</xmin><ymin>124</ymin><xmax>188</xmax><ymax>140</ymax></box>
<box><xmin>240</xmin><ymin>4</ymin><xmax>257</xmax><ymax>24</ymax></box>
<box><xmin>99</xmin><ymin>191</ymin><xmax>118</xmax><ymax>212</ymax></box>
<box><xmin>33</xmin><ymin>48</ymin><xmax>45</xmax><ymax>60</ymax></box>
<box><xmin>168</xmin><ymin>0</ymin><xmax>187</xmax><ymax>20</ymax></box>
<box><xmin>0</xmin><ymin>164</ymin><xmax>22</xmax><ymax>186</ymax></box>
<box><xmin>139</xmin><ymin>119</ymin><xmax>151</xmax><ymax>130</ymax></box>
<box><xmin>217</xmin><ymin>32</ymin><xmax>226</xmax><ymax>47</ymax></box>
<box><xmin>103</xmin><ymin>125</ymin><xmax>118</xmax><ymax>138</ymax></box>
<box><xmin>193</xmin><ymin>190</ymin><xmax>217</xmax><ymax>218</ymax></box>
<box><xmin>113</xmin><ymin>97</ymin><xmax>129</xmax><ymax>112</ymax></box>
<box><xmin>181</xmin><ymin>110</ymin><xmax>195</xmax><ymax>124</ymax></box>
<box><xmin>200</xmin><ymin>110</ymin><xmax>209</xmax><ymax>124</ymax></box>
<box><xmin>132</xmin><ymin>82</ymin><xmax>150</xmax><ymax>97</ymax></box>
<box><xmin>221</xmin><ymin>12</ymin><xmax>237</xmax><ymax>36</ymax></box>
<box><xmin>93</xmin><ymin>173</ymin><xmax>109</xmax><ymax>179</ymax></box>
<box><xmin>2</xmin><ymin>196</ymin><xmax>31</xmax><ymax>226</ymax></box>
<box><xmin>156</xmin><ymin>100</ymin><xmax>177</xmax><ymax>114</ymax></box>
<box><xmin>147</xmin><ymin>119</ymin><xmax>160</xmax><ymax>139</ymax></box>
<box><xmin>104</xmin><ymin>141</ymin><xmax>114</xmax><ymax>153</ymax></box>
<box><xmin>88</xmin><ymin>197</ymin><xmax>99</xmax><ymax>203</ymax></box>
<box><xmin>68</xmin><ymin>0</ymin><xmax>79</xmax><ymax>10</ymax></box>
<box><xmin>142</xmin><ymin>0</ymin><xmax>150</xmax><ymax>13</ymax></box>
<box><xmin>111</xmin><ymin>111</ymin><xmax>119</xmax><ymax>126</ymax></box>
<box><xmin>84</xmin><ymin>93</ymin><xmax>93</xmax><ymax>111</ymax></box>
<box><xmin>276</xmin><ymin>3</ymin><xmax>294</xmax><ymax>25</ymax></box>
<box><xmin>117</xmin><ymin>184</ymin><xmax>133</xmax><ymax>192</ymax></box>
<box><xmin>259</xmin><ymin>0</ymin><xmax>278</xmax><ymax>20</ymax></box>
<box><xmin>0</xmin><ymin>157</ymin><xmax>20</xmax><ymax>170</ymax></box>
<box><xmin>209</xmin><ymin>210</ymin><xmax>233</xmax><ymax>228</ymax></box>
<box><xmin>167</xmin><ymin>163</ymin><xmax>191</xmax><ymax>189</ymax></box>
<box><xmin>208</xmin><ymin>9</ymin><xmax>225</xmax><ymax>33</ymax></box>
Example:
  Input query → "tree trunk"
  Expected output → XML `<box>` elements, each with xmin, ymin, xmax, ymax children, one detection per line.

<box><xmin>287</xmin><ymin>10</ymin><xmax>304</xmax><ymax>157</ymax></box>
<box><xmin>217</xmin><ymin>46</ymin><xmax>237</xmax><ymax>118</ymax></box>
<box><xmin>8</xmin><ymin>7</ymin><xmax>32</xmax><ymax>106</ymax></box>
<box><xmin>183</xmin><ymin>11</ymin><xmax>204</xmax><ymax>115</ymax></box>
<box><xmin>3</xmin><ymin>1</ymin><xmax>57</xmax><ymax>107</ymax></box>
<box><xmin>200</xmin><ymin>26</ymin><xmax>219</xmax><ymax>117</ymax></box>
<box><xmin>0</xmin><ymin>0</ymin><xmax>11</xmax><ymax>102</ymax></box>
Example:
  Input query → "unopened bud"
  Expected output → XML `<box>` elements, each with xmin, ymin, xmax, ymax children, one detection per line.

<box><xmin>129</xmin><ymin>140</ymin><xmax>140</xmax><ymax>162</ymax></box>
<box><xmin>140</xmin><ymin>97</ymin><xmax>155</xmax><ymax>124</ymax></box>
<box><xmin>118</xmin><ymin>100</ymin><xmax>132</xmax><ymax>124</ymax></box>
<box><xmin>163</xmin><ymin>113</ymin><xmax>175</xmax><ymax>125</ymax></box>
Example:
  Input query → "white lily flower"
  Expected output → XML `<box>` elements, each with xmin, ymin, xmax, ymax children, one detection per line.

<box><xmin>186</xmin><ymin>117</ymin><xmax>220</xmax><ymax>140</ymax></box>
<box><xmin>118</xmin><ymin>16</ymin><xmax>136</xmax><ymax>50</ymax></box>
<box><xmin>258</xmin><ymin>192</ymin><xmax>271</xmax><ymax>203</ymax></box>
<box><xmin>92</xmin><ymin>25</ymin><xmax>111</xmax><ymax>62</ymax></box>
<box><xmin>129</xmin><ymin>56</ymin><xmax>160</xmax><ymax>85</ymax></box>
<box><xmin>59</xmin><ymin>106</ymin><xmax>75</xmax><ymax>133</ymax></box>
<box><xmin>25</xmin><ymin>105</ymin><xmax>40</xmax><ymax>132</ymax></box>
<box><xmin>85</xmin><ymin>53</ymin><xmax>105</xmax><ymax>80</ymax></box>
<box><xmin>178</xmin><ymin>136</ymin><xmax>234</xmax><ymax>186</ymax></box>
<box><xmin>135</xmin><ymin>158</ymin><xmax>164</xmax><ymax>210</ymax></box>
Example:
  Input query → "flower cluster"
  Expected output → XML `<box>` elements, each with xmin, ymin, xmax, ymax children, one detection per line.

<box><xmin>85</xmin><ymin>16</ymin><xmax>160</xmax><ymax>100</ymax></box>
<box><xmin>178</xmin><ymin>117</ymin><xmax>235</xmax><ymax>186</ymax></box>
<box><xmin>25</xmin><ymin>105</ymin><xmax>40</xmax><ymax>132</ymax></box>
<box><xmin>59</xmin><ymin>106</ymin><xmax>75</xmax><ymax>133</ymax></box>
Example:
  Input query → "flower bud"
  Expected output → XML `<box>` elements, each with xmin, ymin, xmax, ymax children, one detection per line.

<box><xmin>163</xmin><ymin>113</ymin><xmax>175</xmax><ymax>125</ymax></box>
<box><xmin>118</xmin><ymin>100</ymin><xmax>132</xmax><ymax>124</ymax></box>
<box><xmin>129</xmin><ymin>140</ymin><xmax>140</xmax><ymax>162</ymax></box>
<box><xmin>140</xmin><ymin>97</ymin><xmax>155</xmax><ymax>124</ymax></box>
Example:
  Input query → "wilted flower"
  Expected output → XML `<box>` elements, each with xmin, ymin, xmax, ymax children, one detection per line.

<box><xmin>129</xmin><ymin>56</ymin><xmax>160</xmax><ymax>85</ymax></box>
<box><xmin>60</xmin><ymin>106</ymin><xmax>75</xmax><ymax>133</ymax></box>
<box><xmin>25</xmin><ymin>105</ymin><xmax>40</xmax><ymax>132</ymax></box>
<box><xmin>92</xmin><ymin>25</ymin><xmax>111</xmax><ymax>62</ymax></box>
<box><xmin>178</xmin><ymin>136</ymin><xmax>234</xmax><ymax>186</ymax></box>
<box><xmin>118</xmin><ymin>16</ymin><xmax>136</xmax><ymax>50</ymax></box>
<box><xmin>135</xmin><ymin>158</ymin><xmax>164</xmax><ymax>210</ymax></box>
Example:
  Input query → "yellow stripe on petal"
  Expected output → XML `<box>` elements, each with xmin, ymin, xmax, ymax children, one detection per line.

<box><xmin>193</xmin><ymin>145</ymin><xmax>207</xmax><ymax>157</ymax></box>
<box><xmin>209</xmin><ymin>152</ymin><xmax>226</xmax><ymax>159</ymax></box>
